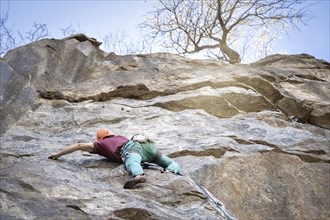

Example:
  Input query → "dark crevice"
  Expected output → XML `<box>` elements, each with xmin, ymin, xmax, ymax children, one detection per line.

<box><xmin>292</xmin><ymin>154</ymin><xmax>330</xmax><ymax>163</ymax></box>
<box><xmin>18</xmin><ymin>181</ymin><xmax>39</xmax><ymax>192</ymax></box>
<box><xmin>66</xmin><ymin>205</ymin><xmax>87</xmax><ymax>214</ymax></box>
<box><xmin>235</xmin><ymin>76</ymin><xmax>283</xmax><ymax>103</ymax></box>
<box><xmin>252</xmin><ymin>140</ymin><xmax>280</xmax><ymax>149</ymax></box>
<box><xmin>159</xmin><ymin>191</ymin><xmax>207</xmax><ymax>206</ymax></box>
<box><xmin>37</xmin><ymin>79</ymin><xmax>252</xmax><ymax>104</ymax></box>
<box><xmin>235</xmin><ymin>75</ymin><xmax>328</xmax><ymax>129</ymax></box>
<box><xmin>90</xmin><ymin>84</ymin><xmax>162</xmax><ymax>101</ymax></box>
<box><xmin>257</xmin><ymin>73</ymin><xmax>277</xmax><ymax>83</ymax></box>
<box><xmin>14</xmin><ymin>135</ymin><xmax>39</xmax><ymax>142</ymax></box>
<box><xmin>292</xmin><ymin>73</ymin><xmax>326</xmax><ymax>82</ymax></box>
<box><xmin>79</xmin><ymin>117</ymin><xmax>127</xmax><ymax>127</ymax></box>
<box><xmin>46</xmin><ymin>45</ymin><xmax>57</xmax><ymax>53</ymax></box>
<box><xmin>283</xmin><ymin>79</ymin><xmax>306</xmax><ymax>84</ymax></box>
<box><xmin>232</xmin><ymin>138</ymin><xmax>255</xmax><ymax>145</ymax></box>
<box><xmin>38</xmin><ymin>90</ymin><xmax>67</xmax><ymax>101</ymax></box>
<box><xmin>168</xmin><ymin>147</ymin><xmax>238</xmax><ymax>159</ymax></box>
<box><xmin>114</xmin><ymin>208</ymin><xmax>154</xmax><ymax>219</ymax></box>
<box><xmin>0</xmin><ymin>188</ymin><xmax>11</xmax><ymax>195</ymax></box>
<box><xmin>253</xmin><ymin>140</ymin><xmax>329</xmax><ymax>163</ymax></box>
<box><xmin>38</xmin><ymin>84</ymin><xmax>163</xmax><ymax>103</ymax></box>
<box><xmin>294</xmin><ymin>149</ymin><xmax>327</xmax><ymax>155</ymax></box>
<box><xmin>0</xmin><ymin>152</ymin><xmax>35</xmax><ymax>158</ymax></box>
<box><xmin>178</xmin><ymin>80</ymin><xmax>251</xmax><ymax>93</ymax></box>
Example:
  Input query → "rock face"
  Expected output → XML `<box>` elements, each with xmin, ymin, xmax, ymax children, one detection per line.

<box><xmin>1</xmin><ymin>34</ymin><xmax>329</xmax><ymax>220</ymax></box>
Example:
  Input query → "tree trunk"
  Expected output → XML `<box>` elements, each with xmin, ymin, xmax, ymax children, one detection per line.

<box><xmin>220</xmin><ymin>40</ymin><xmax>241</xmax><ymax>64</ymax></box>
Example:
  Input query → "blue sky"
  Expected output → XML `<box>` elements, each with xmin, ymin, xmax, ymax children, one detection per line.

<box><xmin>1</xmin><ymin>0</ymin><xmax>329</xmax><ymax>62</ymax></box>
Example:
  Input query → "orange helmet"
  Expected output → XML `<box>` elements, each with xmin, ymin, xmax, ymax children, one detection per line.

<box><xmin>96</xmin><ymin>128</ymin><xmax>112</xmax><ymax>141</ymax></box>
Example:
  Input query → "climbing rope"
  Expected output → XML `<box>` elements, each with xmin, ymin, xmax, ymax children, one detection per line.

<box><xmin>141</xmin><ymin>162</ymin><xmax>184</xmax><ymax>175</ymax></box>
<box><xmin>194</xmin><ymin>181</ymin><xmax>235</xmax><ymax>220</ymax></box>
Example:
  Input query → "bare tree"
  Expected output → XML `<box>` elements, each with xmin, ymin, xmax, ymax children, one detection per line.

<box><xmin>101</xmin><ymin>30</ymin><xmax>152</xmax><ymax>55</ymax></box>
<box><xmin>1</xmin><ymin>10</ymin><xmax>49</xmax><ymax>56</ymax></box>
<box><xmin>59</xmin><ymin>23</ymin><xmax>83</xmax><ymax>37</ymax></box>
<box><xmin>18</xmin><ymin>22</ymin><xmax>48</xmax><ymax>43</ymax></box>
<box><xmin>141</xmin><ymin>0</ymin><xmax>313</xmax><ymax>63</ymax></box>
<box><xmin>0</xmin><ymin>11</ymin><xmax>16</xmax><ymax>56</ymax></box>
<box><xmin>60</xmin><ymin>24</ymin><xmax>77</xmax><ymax>37</ymax></box>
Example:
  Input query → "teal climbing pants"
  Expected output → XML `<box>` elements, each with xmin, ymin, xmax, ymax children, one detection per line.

<box><xmin>120</xmin><ymin>141</ymin><xmax>180</xmax><ymax>177</ymax></box>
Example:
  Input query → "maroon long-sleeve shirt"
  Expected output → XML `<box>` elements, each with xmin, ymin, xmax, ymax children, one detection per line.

<box><xmin>93</xmin><ymin>136</ymin><xmax>129</xmax><ymax>163</ymax></box>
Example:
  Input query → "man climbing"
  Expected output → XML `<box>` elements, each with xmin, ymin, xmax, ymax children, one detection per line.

<box><xmin>48</xmin><ymin>128</ymin><xmax>181</xmax><ymax>189</ymax></box>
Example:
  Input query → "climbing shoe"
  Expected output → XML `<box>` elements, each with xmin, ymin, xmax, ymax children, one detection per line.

<box><xmin>124</xmin><ymin>175</ymin><xmax>147</xmax><ymax>189</ymax></box>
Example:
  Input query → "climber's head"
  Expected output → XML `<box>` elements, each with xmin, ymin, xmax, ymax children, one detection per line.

<box><xmin>96</xmin><ymin>128</ymin><xmax>112</xmax><ymax>141</ymax></box>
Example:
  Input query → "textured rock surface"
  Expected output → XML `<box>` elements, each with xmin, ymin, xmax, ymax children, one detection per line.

<box><xmin>1</xmin><ymin>34</ymin><xmax>329</xmax><ymax>220</ymax></box>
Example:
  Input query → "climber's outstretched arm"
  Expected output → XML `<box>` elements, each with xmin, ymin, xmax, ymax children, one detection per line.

<box><xmin>48</xmin><ymin>143</ymin><xmax>94</xmax><ymax>160</ymax></box>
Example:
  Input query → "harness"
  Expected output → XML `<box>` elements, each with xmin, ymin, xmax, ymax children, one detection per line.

<box><xmin>150</xmin><ymin>148</ymin><xmax>162</xmax><ymax>163</ymax></box>
<box><xmin>120</xmin><ymin>137</ymin><xmax>163</xmax><ymax>163</ymax></box>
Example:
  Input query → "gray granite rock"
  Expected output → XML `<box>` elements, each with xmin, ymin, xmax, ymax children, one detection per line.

<box><xmin>1</xmin><ymin>34</ymin><xmax>329</xmax><ymax>219</ymax></box>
